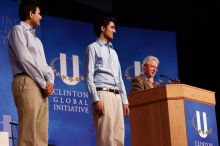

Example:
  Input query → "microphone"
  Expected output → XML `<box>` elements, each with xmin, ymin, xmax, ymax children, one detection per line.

<box><xmin>159</xmin><ymin>74</ymin><xmax>180</xmax><ymax>84</ymax></box>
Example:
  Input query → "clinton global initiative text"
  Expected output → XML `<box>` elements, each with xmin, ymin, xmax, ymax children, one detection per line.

<box><xmin>52</xmin><ymin>89</ymin><xmax>90</xmax><ymax>113</ymax></box>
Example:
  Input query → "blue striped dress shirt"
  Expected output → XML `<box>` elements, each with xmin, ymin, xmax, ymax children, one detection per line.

<box><xmin>85</xmin><ymin>39</ymin><xmax>129</xmax><ymax>104</ymax></box>
<box><xmin>8</xmin><ymin>21</ymin><xmax>54</xmax><ymax>89</ymax></box>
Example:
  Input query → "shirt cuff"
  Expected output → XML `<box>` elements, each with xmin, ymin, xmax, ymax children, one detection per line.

<box><xmin>39</xmin><ymin>81</ymin><xmax>47</xmax><ymax>89</ymax></box>
<box><xmin>121</xmin><ymin>96</ymin><xmax>129</xmax><ymax>105</ymax></box>
<box><xmin>92</xmin><ymin>95</ymin><xmax>100</xmax><ymax>103</ymax></box>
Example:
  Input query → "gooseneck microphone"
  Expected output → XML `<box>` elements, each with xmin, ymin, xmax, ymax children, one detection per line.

<box><xmin>159</xmin><ymin>74</ymin><xmax>179</xmax><ymax>83</ymax></box>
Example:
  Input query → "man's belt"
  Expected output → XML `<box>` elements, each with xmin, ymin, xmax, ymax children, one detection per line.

<box><xmin>13</xmin><ymin>72</ymin><xmax>28</xmax><ymax>78</ymax></box>
<box><xmin>96</xmin><ymin>87</ymin><xmax>120</xmax><ymax>94</ymax></box>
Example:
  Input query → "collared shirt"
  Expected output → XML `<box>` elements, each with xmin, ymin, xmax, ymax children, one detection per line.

<box><xmin>8</xmin><ymin>21</ymin><xmax>54</xmax><ymax>89</ymax></box>
<box><xmin>142</xmin><ymin>73</ymin><xmax>154</xmax><ymax>88</ymax></box>
<box><xmin>142</xmin><ymin>73</ymin><xmax>154</xmax><ymax>83</ymax></box>
<box><xmin>85</xmin><ymin>39</ymin><xmax>129</xmax><ymax>104</ymax></box>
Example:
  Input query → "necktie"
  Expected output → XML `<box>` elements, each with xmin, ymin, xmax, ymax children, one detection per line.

<box><xmin>147</xmin><ymin>80</ymin><xmax>154</xmax><ymax>89</ymax></box>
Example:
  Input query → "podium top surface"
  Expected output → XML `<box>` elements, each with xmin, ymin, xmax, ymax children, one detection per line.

<box><xmin>128</xmin><ymin>84</ymin><xmax>215</xmax><ymax>107</ymax></box>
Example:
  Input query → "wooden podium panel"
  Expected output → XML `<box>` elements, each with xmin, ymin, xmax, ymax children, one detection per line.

<box><xmin>128</xmin><ymin>84</ymin><xmax>216</xmax><ymax>146</ymax></box>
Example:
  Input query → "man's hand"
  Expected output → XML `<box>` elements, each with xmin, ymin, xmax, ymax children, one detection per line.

<box><xmin>123</xmin><ymin>104</ymin><xmax>130</xmax><ymax>117</ymax></box>
<box><xmin>94</xmin><ymin>101</ymin><xmax>105</xmax><ymax>116</ymax></box>
<box><xmin>46</xmin><ymin>83</ymin><xmax>54</xmax><ymax>95</ymax></box>
<box><xmin>43</xmin><ymin>83</ymin><xmax>54</xmax><ymax>97</ymax></box>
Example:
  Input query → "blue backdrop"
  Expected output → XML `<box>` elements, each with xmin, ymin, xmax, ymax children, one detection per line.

<box><xmin>0</xmin><ymin>0</ymin><xmax>178</xmax><ymax>145</ymax></box>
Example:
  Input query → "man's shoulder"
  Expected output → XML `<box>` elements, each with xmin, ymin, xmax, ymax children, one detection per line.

<box><xmin>9</xmin><ymin>24</ymin><xmax>25</xmax><ymax>34</ymax></box>
<box><xmin>8</xmin><ymin>25</ymin><xmax>23</xmax><ymax>38</ymax></box>
<box><xmin>89</xmin><ymin>41</ymin><xmax>98</xmax><ymax>46</ymax></box>
<box><xmin>87</xmin><ymin>41</ymin><xmax>98</xmax><ymax>48</ymax></box>
<box><xmin>132</xmin><ymin>74</ymin><xmax>145</xmax><ymax>82</ymax></box>
<box><xmin>13</xmin><ymin>23</ymin><xmax>25</xmax><ymax>29</ymax></box>
<box><xmin>134</xmin><ymin>74</ymin><xmax>145</xmax><ymax>79</ymax></box>
<box><xmin>87</xmin><ymin>41</ymin><xmax>102</xmax><ymax>52</ymax></box>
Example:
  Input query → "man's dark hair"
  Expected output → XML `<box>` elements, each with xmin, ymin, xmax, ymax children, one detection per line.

<box><xmin>93</xmin><ymin>16</ymin><xmax>116</xmax><ymax>37</ymax></box>
<box><xmin>19</xmin><ymin>0</ymin><xmax>40</xmax><ymax>21</ymax></box>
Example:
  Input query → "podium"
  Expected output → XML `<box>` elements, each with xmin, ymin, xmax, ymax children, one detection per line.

<box><xmin>128</xmin><ymin>84</ymin><xmax>219</xmax><ymax>146</ymax></box>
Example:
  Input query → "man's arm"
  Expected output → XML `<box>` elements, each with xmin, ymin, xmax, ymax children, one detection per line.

<box><xmin>39</xmin><ymin>41</ymin><xmax>55</xmax><ymax>97</ymax></box>
<box><xmin>85</xmin><ymin>46</ymin><xmax>105</xmax><ymax>115</ymax></box>
<box><xmin>84</xmin><ymin>46</ymin><xmax>100</xmax><ymax>103</ymax></box>
<box><xmin>42</xmin><ymin>50</ymin><xmax>55</xmax><ymax>85</ymax></box>
<box><xmin>118</xmin><ymin>67</ymin><xmax>130</xmax><ymax>116</ymax></box>
<box><xmin>130</xmin><ymin>76</ymin><xmax>145</xmax><ymax>92</ymax></box>
<box><xmin>118</xmin><ymin>66</ymin><xmax>129</xmax><ymax>105</ymax></box>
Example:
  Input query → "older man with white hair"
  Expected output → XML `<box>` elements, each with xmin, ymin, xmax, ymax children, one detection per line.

<box><xmin>130</xmin><ymin>55</ymin><xmax>159</xmax><ymax>92</ymax></box>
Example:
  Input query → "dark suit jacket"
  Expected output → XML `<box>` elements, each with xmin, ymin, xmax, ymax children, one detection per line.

<box><xmin>130</xmin><ymin>74</ymin><xmax>155</xmax><ymax>93</ymax></box>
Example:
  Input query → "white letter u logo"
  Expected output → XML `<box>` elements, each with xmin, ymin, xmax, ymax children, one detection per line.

<box><xmin>196</xmin><ymin>111</ymin><xmax>208</xmax><ymax>138</ymax></box>
<box><xmin>60</xmin><ymin>53</ymin><xmax>80</xmax><ymax>85</ymax></box>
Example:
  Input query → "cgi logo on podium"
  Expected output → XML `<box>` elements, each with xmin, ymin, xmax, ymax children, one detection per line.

<box><xmin>192</xmin><ymin>111</ymin><xmax>212</xmax><ymax>138</ymax></box>
<box><xmin>185</xmin><ymin>100</ymin><xmax>219</xmax><ymax>146</ymax></box>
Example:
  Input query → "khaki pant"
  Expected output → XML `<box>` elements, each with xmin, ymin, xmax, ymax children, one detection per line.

<box><xmin>93</xmin><ymin>91</ymin><xmax>124</xmax><ymax>146</ymax></box>
<box><xmin>12</xmin><ymin>75</ymin><xmax>48</xmax><ymax>146</ymax></box>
